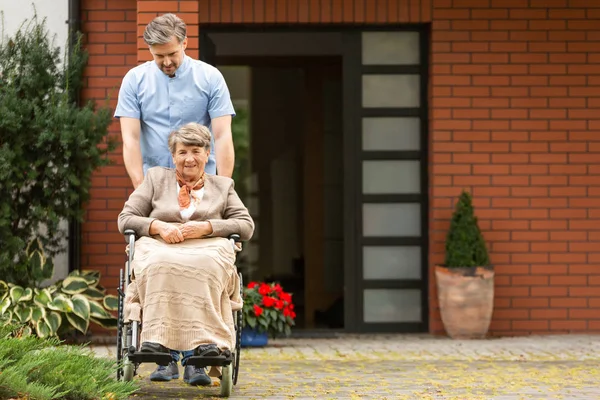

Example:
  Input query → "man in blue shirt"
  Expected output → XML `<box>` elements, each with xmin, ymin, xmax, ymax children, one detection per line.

<box><xmin>114</xmin><ymin>13</ymin><xmax>235</xmax><ymax>386</ymax></box>
<box><xmin>115</xmin><ymin>13</ymin><xmax>235</xmax><ymax>189</ymax></box>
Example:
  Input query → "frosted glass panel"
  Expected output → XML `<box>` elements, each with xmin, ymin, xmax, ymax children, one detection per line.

<box><xmin>362</xmin><ymin>117</ymin><xmax>420</xmax><ymax>151</ymax></box>
<box><xmin>362</xmin><ymin>75</ymin><xmax>420</xmax><ymax>108</ymax></box>
<box><xmin>364</xmin><ymin>289</ymin><xmax>422</xmax><ymax>322</ymax></box>
<box><xmin>363</xmin><ymin>203</ymin><xmax>421</xmax><ymax>237</ymax></box>
<box><xmin>363</xmin><ymin>246</ymin><xmax>421</xmax><ymax>280</ymax></box>
<box><xmin>362</xmin><ymin>32</ymin><xmax>420</xmax><ymax>65</ymax></box>
<box><xmin>362</xmin><ymin>161</ymin><xmax>420</xmax><ymax>194</ymax></box>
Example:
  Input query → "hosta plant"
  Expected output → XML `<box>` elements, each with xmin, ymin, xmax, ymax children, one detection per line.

<box><xmin>0</xmin><ymin>240</ymin><xmax>118</xmax><ymax>338</ymax></box>
<box><xmin>242</xmin><ymin>282</ymin><xmax>296</xmax><ymax>338</ymax></box>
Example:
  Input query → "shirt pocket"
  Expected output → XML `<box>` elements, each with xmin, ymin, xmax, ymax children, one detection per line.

<box><xmin>180</xmin><ymin>97</ymin><xmax>208</xmax><ymax>123</ymax></box>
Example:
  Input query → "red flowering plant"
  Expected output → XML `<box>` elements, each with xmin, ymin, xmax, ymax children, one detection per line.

<box><xmin>242</xmin><ymin>281</ymin><xmax>296</xmax><ymax>338</ymax></box>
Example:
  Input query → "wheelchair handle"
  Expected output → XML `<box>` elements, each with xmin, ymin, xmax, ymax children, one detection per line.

<box><xmin>228</xmin><ymin>234</ymin><xmax>241</xmax><ymax>243</ymax></box>
<box><xmin>124</xmin><ymin>229</ymin><xmax>136</xmax><ymax>243</ymax></box>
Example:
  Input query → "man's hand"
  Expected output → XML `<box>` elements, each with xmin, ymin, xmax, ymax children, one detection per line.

<box><xmin>180</xmin><ymin>221</ymin><xmax>213</xmax><ymax>240</ymax></box>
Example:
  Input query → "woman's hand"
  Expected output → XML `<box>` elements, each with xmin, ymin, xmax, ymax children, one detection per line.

<box><xmin>150</xmin><ymin>220</ymin><xmax>184</xmax><ymax>244</ymax></box>
<box><xmin>180</xmin><ymin>221</ymin><xmax>213</xmax><ymax>240</ymax></box>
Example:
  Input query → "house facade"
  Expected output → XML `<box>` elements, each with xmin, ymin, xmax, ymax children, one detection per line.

<box><xmin>78</xmin><ymin>0</ymin><xmax>600</xmax><ymax>336</ymax></box>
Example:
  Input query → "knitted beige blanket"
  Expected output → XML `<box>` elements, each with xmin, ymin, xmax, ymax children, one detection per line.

<box><xmin>124</xmin><ymin>236</ymin><xmax>242</xmax><ymax>356</ymax></box>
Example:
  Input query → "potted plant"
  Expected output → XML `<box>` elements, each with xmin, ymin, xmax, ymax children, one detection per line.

<box><xmin>241</xmin><ymin>282</ymin><xmax>296</xmax><ymax>347</ymax></box>
<box><xmin>435</xmin><ymin>190</ymin><xmax>494</xmax><ymax>339</ymax></box>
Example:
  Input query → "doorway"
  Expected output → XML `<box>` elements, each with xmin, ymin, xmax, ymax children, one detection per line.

<box><xmin>216</xmin><ymin>54</ymin><xmax>345</xmax><ymax>331</ymax></box>
<box><xmin>203</xmin><ymin>27</ymin><xmax>429</xmax><ymax>334</ymax></box>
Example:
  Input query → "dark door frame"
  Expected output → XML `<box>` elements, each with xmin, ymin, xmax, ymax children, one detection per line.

<box><xmin>200</xmin><ymin>24</ymin><xmax>431</xmax><ymax>333</ymax></box>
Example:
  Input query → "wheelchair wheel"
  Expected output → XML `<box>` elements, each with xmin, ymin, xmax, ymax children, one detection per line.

<box><xmin>116</xmin><ymin>269</ymin><xmax>124</xmax><ymax>381</ymax></box>
<box><xmin>122</xmin><ymin>356</ymin><xmax>135</xmax><ymax>382</ymax></box>
<box><xmin>220</xmin><ymin>364</ymin><xmax>233</xmax><ymax>397</ymax></box>
<box><xmin>232</xmin><ymin>272</ymin><xmax>243</xmax><ymax>385</ymax></box>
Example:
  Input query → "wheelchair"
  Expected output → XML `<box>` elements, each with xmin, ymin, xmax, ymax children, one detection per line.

<box><xmin>116</xmin><ymin>229</ymin><xmax>244</xmax><ymax>397</ymax></box>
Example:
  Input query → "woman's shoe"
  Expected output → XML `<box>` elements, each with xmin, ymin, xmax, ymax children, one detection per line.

<box><xmin>193</xmin><ymin>343</ymin><xmax>220</xmax><ymax>357</ymax></box>
<box><xmin>183</xmin><ymin>365</ymin><xmax>212</xmax><ymax>386</ymax></box>
<box><xmin>149</xmin><ymin>361</ymin><xmax>180</xmax><ymax>382</ymax></box>
<box><xmin>140</xmin><ymin>341</ymin><xmax>170</xmax><ymax>353</ymax></box>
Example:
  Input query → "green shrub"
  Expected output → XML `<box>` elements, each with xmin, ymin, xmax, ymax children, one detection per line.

<box><xmin>0</xmin><ymin>10</ymin><xmax>115</xmax><ymax>287</ymax></box>
<box><xmin>0</xmin><ymin>242</ymin><xmax>118</xmax><ymax>338</ymax></box>
<box><xmin>444</xmin><ymin>190</ymin><xmax>490</xmax><ymax>268</ymax></box>
<box><xmin>0</xmin><ymin>324</ymin><xmax>138</xmax><ymax>400</ymax></box>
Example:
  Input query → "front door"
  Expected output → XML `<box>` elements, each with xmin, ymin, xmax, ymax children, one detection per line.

<box><xmin>343</xmin><ymin>29</ymin><xmax>429</xmax><ymax>332</ymax></box>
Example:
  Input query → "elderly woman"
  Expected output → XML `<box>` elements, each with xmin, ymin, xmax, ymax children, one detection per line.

<box><xmin>117</xmin><ymin>122</ymin><xmax>254</xmax><ymax>387</ymax></box>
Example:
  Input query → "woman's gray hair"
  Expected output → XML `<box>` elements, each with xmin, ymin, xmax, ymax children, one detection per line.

<box><xmin>168</xmin><ymin>123</ymin><xmax>212</xmax><ymax>154</ymax></box>
<box><xmin>143</xmin><ymin>13</ymin><xmax>187</xmax><ymax>46</ymax></box>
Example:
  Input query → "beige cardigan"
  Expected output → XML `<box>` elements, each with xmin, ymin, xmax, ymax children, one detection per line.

<box><xmin>117</xmin><ymin>167</ymin><xmax>254</xmax><ymax>241</ymax></box>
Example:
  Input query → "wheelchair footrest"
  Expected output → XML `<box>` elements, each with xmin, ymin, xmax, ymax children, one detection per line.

<box><xmin>128</xmin><ymin>351</ymin><xmax>173</xmax><ymax>366</ymax></box>
<box><xmin>186</xmin><ymin>354</ymin><xmax>233</xmax><ymax>368</ymax></box>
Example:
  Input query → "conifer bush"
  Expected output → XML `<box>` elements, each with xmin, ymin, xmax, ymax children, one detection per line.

<box><xmin>0</xmin><ymin>12</ymin><xmax>115</xmax><ymax>287</ymax></box>
<box><xmin>0</xmin><ymin>324</ymin><xmax>138</xmax><ymax>399</ymax></box>
<box><xmin>444</xmin><ymin>190</ymin><xmax>490</xmax><ymax>268</ymax></box>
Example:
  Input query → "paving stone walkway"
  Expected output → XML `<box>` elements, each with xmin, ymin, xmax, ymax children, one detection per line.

<box><xmin>93</xmin><ymin>334</ymin><xmax>600</xmax><ymax>399</ymax></box>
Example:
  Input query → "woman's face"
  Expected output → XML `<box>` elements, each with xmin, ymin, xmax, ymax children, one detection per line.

<box><xmin>172</xmin><ymin>143</ymin><xmax>209</xmax><ymax>180</ymax></box>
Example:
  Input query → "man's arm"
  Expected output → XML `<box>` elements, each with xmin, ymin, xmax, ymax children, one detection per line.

<box><xmin>212</xmin><ymin>115</ymin><xmax>234</xmax><ymax>178</ymax></box>
<box><xmin>120</xmin><ymin>117</ymin><xmax>144</xmax><ymax>189</ymax></box>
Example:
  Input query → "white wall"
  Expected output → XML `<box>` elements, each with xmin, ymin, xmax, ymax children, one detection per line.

<box><xmin>1</xmin><ymin>0</ymin><xmax>70</xmax><ymax>283</ymax></box>
<box><xmin>1</xmin><ymin>1</ymin><xmax>69</xmax><ymax>54</ymax></box>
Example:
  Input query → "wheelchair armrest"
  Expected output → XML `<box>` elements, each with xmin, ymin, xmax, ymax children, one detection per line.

<box><xmin>124</xmin><ymin>229</ymin><xmax>136</xmax><ymax>243</ymax></box>
<box><xmin>228</xmin><ymin>234</ymin><xmax>241</xmax><ymax>243</ymax></box>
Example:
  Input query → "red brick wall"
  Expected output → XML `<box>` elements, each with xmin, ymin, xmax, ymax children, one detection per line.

<box><xmin>426</xmin><ymin>0</ymin><xmax>600</xmax><ymax>336</ymax></box>
<box><xmin>81</xmin><ymin>0</ymin><xmax>600</xmax><ymax>335</ymax></box>
<box><xmin>80</xmin><ymin>0</ymin><xmax>138</xmax><ymax>296</ymax></box>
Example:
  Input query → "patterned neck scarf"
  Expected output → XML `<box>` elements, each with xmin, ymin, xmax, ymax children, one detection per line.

<box><xmin>176</xmin><ymin>170</ymin><xmax>205</xmax><ymax>210</ymax></box>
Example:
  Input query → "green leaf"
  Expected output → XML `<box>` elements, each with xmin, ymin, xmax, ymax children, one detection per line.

<box><xmin>246</xmin><ymin>315</ymin><xmax>256</xmax><ymax>329</ymax></box>
<box><xmin>19</xmin><ymin>287</ymin><xmax>33</xmax><ymax>302</ymax></box>
<box><xmin>34</xmin><ymin>288</ymin><xmax>52</xmax><ymax>307</ymax></box>
<box><xmin>103</xmin><ymin>295</ymin><xmax>118</xmax><ymax>311</ymax></box>
<box><xmin>66</xmin><ymin>312</ymin><xmax>88</xmax><ymax>334</ymax></box>
<box><xmin>80</xmin><ymin>269</ymin><xmax>100</xmax><ymax>280</ymax></box>
<box><xmin>47</xmin><ymin>294</ymin><xmax>73</xmax><ymax>313</ymax></box>
<box><xmin>29</xmin><ymin>250</ymin><xmax>44</xmax><ymax>277</ymax></box>
<box><xmin>71</xmin><ymin>294</ymin><xmax>90</xmax><ymax>321</ymax></box>
<box><xmin>1</xmin><ymin>311</ymin><xmax>14</xmax><ymax>326</ymax></box>
<box><xmin>60</xmin><ymin>276</ymin><xmax>89</xmax><ymax>295</ymax></box>
<box><xmin>0</xmin><ymin>297</ymin><xmax>10</xmax><ymax>316</ymax></box>
<box><xmin>259</xmin><ymin>318</ymin><xmax>269</xmax><ymax>329</ymax></box>
<box><xmin>21</xmin><ymin>325</ymin><xmax>32</xmax><ymax>337</ymax></box>
<box><xmin>90</xmin><ymin>317</ymin><xmax>118</xmax><ymax>330</ymax></box>
<box><xmin>269</xmin><ymin>309</ymin><xmax>278</xmax><ymax>320</ymax></box>
<box><xmin>14</xmin><ymin>305</ymin><xmax>33</xmax><ymax>323</ymax></box>
<box><xmin>0</xmin><ymin>280</ymin><xmax>8</xmax><ymax>297</ymax></box>
<box><xmin>26</xmin><ymin>238</ymin><xmax>43</xmax><ymax>256</ymax></box>
<box><xmin>45</xmin><ymin>312</ymin><xmax>62</xmax><ymax>335</ymax></box>
<box><xmin>31</xmin><ymin>306</ymin><xmax>46</xmax><ymax>323</ymax></box>
<box><xmin>78</xmin><ymin>274</ymin><xmax>98</xmax><ymax>286</ymax></box>
<box><xmin>9</xmin><ymin>286</ymin><xmax>24</xmax><ymax>303</ymax></box>
<box><xmin>82</xmin><ymin>287</ymin><xmax>105</xmax><ymax>300</ymax></box>
<box><xmin>89</xmin><ymin>300</ymin><xmax>112</xmax><ymax>319</ymax></box>
<box><xmin>36</xmin><ymin>320</ymin><xmax>51</xmax><ymax>338</ymax></box>
<box><xmin>41</xmin><ymin>256</ymin><xmax>54</xmax><ymax>280</ymax></box>
<box><xmin>284</xmin><ymin>324</ymin><xmax>291</xmax><ymax>337</ymax></box>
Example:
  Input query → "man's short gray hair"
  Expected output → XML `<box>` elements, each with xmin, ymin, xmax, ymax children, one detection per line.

<box><xmin>168</xmin><ymin>123</ymin><xmax>212</xmax><ymax>154</ymax></box>
<box><xmin>143</xmin><ymin>13</ymin><xmax>187</xmax><ymax>46</ymax></box>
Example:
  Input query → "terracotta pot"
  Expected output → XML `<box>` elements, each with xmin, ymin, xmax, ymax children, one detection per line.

<box><xmin>435</xmin><ymin>265</ymin><xmax>494</xmax><ymax>340</ymax></box>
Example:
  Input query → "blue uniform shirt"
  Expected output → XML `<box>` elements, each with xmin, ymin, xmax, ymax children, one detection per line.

<box><xmin>114</xmin><ymin>55</ymin><xmax>235</xmax><ymax>175</ymax></box>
